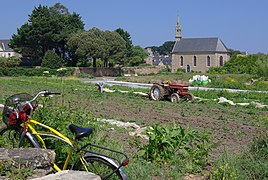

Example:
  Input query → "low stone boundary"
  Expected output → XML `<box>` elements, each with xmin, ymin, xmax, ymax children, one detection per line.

<box><xmin>0</xmin><ymin>148</ymin><xmax>100</xmax><ymax>179</ymax></box>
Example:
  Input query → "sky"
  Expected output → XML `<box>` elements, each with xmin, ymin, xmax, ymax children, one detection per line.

<box><xmin>1</xmin><ymin>0</ymin><xmax>268</xmax><ymax>54</ymax></box>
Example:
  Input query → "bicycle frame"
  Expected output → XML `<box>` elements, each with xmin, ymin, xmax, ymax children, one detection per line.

<box><xmin>2</xmin><ymin>90</ymin><xmax>128</xmax><ymax>179</ymax></box>
<box><xmin>25</xmin><ymin>119</ymin><xmax>83</xmax><ymax>172</ymax></box>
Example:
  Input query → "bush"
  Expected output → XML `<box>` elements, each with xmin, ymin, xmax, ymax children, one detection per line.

<box><xmin>96</xmin><ymin>59</ymin><xmax>103</xmax><ymax>67</ymax></box>
<box><xmin>224</xmin><ymin>55</ymin><xmax>258</xmax><ymax>74</ymax></box>
<box><xmin>176</xmin><ymin>68</ymin><xmax>185</xmax><ymax>73</ymax></box>
<box><xmin>139</xmin><ymin>123</ymin><xmax>216</xmax><ymax>172</ymax></box>
<box><xmin>0</xmin><ymin>56</ymin><xmax>21</xmax><ymax>68</ymax></box>
<box><xmin>0</xmin><ymin>67</ymin><xmax>74</xmax><ymax>77</ymax></box>
<box><xmin>128</xmin><ymin>56</ymin><xmax>144</xmax><ymax>67</ymax></box>
<box><xmin>255</xmin><ymin>58</ymin><xmax>268</xmax><ymax>79</ymax></box>
<box><xmin>207</xmin><ymin>66</ymin><xmax>227</xmax><ymax>74</ymax></box>
<box><xmin>41</xmin><ymin>50</ymin><xmax>64</xmax><ymax>69</ymax></box>
<box><xmin>76</xmin><ymin>59</ymin><xmax>92</xmax><ymax>67</ymax></box>
<box><xmin>76</xmin><ymin>73</ymin><xmax>95</xmax><ymax>79</ymax></box>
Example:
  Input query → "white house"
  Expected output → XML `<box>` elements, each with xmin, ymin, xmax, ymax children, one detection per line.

<box><xmin>0</xmin><ymin>39</ymin><xmax>21</xmax><ymax>58</ymax></box>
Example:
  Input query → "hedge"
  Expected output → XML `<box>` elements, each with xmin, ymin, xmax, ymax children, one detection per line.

<box><xmin>0</xmin><ymin>67</ymin><xmax>74</xmax><ymax>77</ymax></box>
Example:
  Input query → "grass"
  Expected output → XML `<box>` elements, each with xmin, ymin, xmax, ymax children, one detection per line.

<box><xmin>210</xmin><ymin>137</ymin><xmax>268</xmax><ymax>179</ymax></box>
<box><xmin>0</xmin><ymin>75</ymin><xmax>268</xmax><ymax>179</ymax></box>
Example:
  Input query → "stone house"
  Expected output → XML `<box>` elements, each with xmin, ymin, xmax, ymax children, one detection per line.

<box><xmin>144</xmin><ymin>47</ymin><xmax>172</xmax><ymax>67</ymax></box>
<box><xmin>171</xmin><ymin>17</ymin><xmax>230</xmax><ymax>72</ymax></box>
<box><xmin>152</xmin><ymin>55</ymin><xmax>172</xmax><ymax>67</ymax></box>
<box><xmin>0</xmin><ymin>39</ymin><xmax>21</xmax><ymax>58</ymax></box>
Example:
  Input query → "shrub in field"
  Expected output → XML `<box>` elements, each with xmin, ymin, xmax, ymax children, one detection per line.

<box><xmin>0</xmin><ymin>56</ymin><xmax>21</xmax><ymax>68</ymax></box>
<box><xmin>207</xmin><ymin>66</ymin><xmax>227</xmax><ymax>74</ymax></box>
<box><xmin>76</xmin><ymin>73</ymin><xmax>95</xmax><ymax>79</ymax></box>
<box><xmin>139</xmin><ymin>123</ymin><xmax>216</xmax><ymax>172</ymax></box>
<box><xmin>41</xmin><ymin>50</ymin><xmax>64</xmax><ymax>69</ymax></box>
<box><xmin>255</xmin><ymin>58</ymin><xmax>268</xmax><ymax>79</ymax></box>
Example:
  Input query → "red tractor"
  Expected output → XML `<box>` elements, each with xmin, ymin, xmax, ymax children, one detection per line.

<box><xmin>150</xmin><ymin>81</ymin><xmax>194</xmax><ymax>103</ymax></box>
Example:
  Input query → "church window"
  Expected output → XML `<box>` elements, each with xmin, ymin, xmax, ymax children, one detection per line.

<box><xmin>207</xmin><ymin>56</ymin><xmax>211</xmax><ymax>66</ymax></box>
<box><xmin>180</xmin><ymin>56</ymin><xmax>183</xmax><ymax>66</ymax></box>
<box><xmin>193</xmin><ymin>56</ymin><xmax>197</xmax><ymax>66</ymax></box>
<box><xmin>219</xmin><ymin>56</ymin><xmax>224</xmax><ymax>66</ymax></box>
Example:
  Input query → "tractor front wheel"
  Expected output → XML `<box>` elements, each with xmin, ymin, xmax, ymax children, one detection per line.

<box><xmin>150</xmin><ymin>84</ymin><xmax>165</xmax><ymax>101</ymax></box>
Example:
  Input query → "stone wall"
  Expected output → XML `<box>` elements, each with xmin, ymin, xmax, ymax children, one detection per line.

<box><xmin>0</xmin><ymin>148</ymin><xmax>100</xmax><ymax>180</ymax></box>
<box><xmin>73</xmin><ymin>66</ymin><xmax>167</xmax><ymax>77</ymax></box>
<box><xmin>122</xmin><ymin>66</ymin><xmax>166</xmax><ymax>75</ymax></box>
<box><xmin>73</xmin><ymin>67</ymin><xmax>121</xmax><ymax>77</ymax></box>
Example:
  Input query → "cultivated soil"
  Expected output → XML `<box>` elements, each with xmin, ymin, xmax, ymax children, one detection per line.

<box><xmin>78</xmin><ymin>77</ymin><xmax>268</xmax><ymax>164</ymax></box>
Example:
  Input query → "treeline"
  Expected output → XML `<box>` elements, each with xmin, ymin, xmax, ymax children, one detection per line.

<box><xmin>146</xmin><ymin>41</ymin><xmax>175</xmax><ymax>55</ymax></box>
<box><xmin>8</xmin><ymin>3</ymin><xmax>147</xmax><ymax>69</ymax></box>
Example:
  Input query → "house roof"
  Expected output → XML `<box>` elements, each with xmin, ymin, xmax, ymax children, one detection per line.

<box><xmin>172</xmin><ymin>37</ymin><xmax>228</xmax><ymax>54</ymax></box>
<box><xmin>0</xmin><ymin>39</ymin><xmax>13</xmax><ymax>52</ymax></box>
<box><xmin>152</xmin><ymin>55</ymin><xmax>172</xmax><ymax>66</ymax></box>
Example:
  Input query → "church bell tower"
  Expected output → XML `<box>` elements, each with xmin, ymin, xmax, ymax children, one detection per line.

<box><xmin>175</xmin><ymin>16</ymin><xmax>182</xmax><ymax>41</ymax></box>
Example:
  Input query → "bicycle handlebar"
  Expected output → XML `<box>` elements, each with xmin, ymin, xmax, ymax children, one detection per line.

<box><xmin>20</xmin><ymin>90</ymin><xmax>61</xmax><ymax>107</ymax></box>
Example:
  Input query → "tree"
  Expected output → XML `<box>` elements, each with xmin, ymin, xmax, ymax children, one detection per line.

<box><xmin>255</xmin><ymin>57</ymin><xmax>268</xmax><ymax>79</ymax></box>
<box><xmin>9</xmin><ymin>3</ymin><xmax>84</xmax><ymax>65</ymax></box>
<box><xmin>41</xmin><ymin>50</ymin><xmax>64</xmax><ymax>69</ymax></box>
<box><xmin>131</xmin><ymin>46</ymin><xmax>148</xmax><ymax>59</ymax></box>
<box><xmin>128</xmin><ymin>46</ymin><xmax>148</xmax><ymax>66</ymax></box>
<box><xmin>103</xmin><ymin>30</ymin><xmax>127</xmax><ymax>67</ymax></box>
<box><xmin>67</xmin><ymin>28</ymin><xmax>127</xmax><ymax>67</ymax></box>
<box><xmin>228</xmin><ymin>49</ymin><xmax>243</xmax><ymax>57</ymax></box>
<box><xmin>129</xmin><ymin>56</ymin><xmax>143</xmax><ymax>67</ymax></box>
<box><xmin>115</xmin><ymin>28</ymin><xmax>132</xmax><ymax>52</ymax></box>
<box><xmin>159</xmin><ymin>41</ymin><xmax>175</xmax><ymax>55</ymax></box>
<box><xmin>146</xmin><ymin>41</ymin><xmax>175</xmax><ymax>55</ymax></box>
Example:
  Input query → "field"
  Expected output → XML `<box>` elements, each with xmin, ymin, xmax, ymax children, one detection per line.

<box><xmin>0</xmin><ymin>75</ymin><xmax>267</xmax><ymax>179</ymax></box>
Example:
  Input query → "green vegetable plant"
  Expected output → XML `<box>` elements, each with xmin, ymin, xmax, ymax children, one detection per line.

<box><xmin>139</xmin><ymin>123</ymin><xmax>216</xmax><ymax>173</ymax></box>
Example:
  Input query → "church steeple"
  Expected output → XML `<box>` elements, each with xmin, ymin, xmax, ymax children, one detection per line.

<box><xmin>175</xmin><ymin>16</ymin><xmax>182</xmax><ymax>41</ymax></box>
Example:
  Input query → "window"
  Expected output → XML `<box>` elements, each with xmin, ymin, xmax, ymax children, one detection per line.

<box><xmin>180</xmin><ymin>56</ymin><xmax>184</xmax><ymax>66</ymax></box>
<box><xmin>219</xmin><ymin>56</ymin><xmax>223</xmax><ymax>66</ymax></box>
<box><xmin>207</xmin><ymin>56</ymin><xmax>211</xmax><ymax>66</ymax></box>
<box><xmin>193</xmin><ymin>56</ymin><xmax>197</xmax><ymax>66</ymax></box>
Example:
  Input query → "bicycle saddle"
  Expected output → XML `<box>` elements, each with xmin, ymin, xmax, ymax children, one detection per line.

<box><xmin>69</xmin><ymin>124</ymin><xmax>93</xmax><ymax>140</ymax></box>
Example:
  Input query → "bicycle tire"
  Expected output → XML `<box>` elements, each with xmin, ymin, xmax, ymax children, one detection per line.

<box><xmin>73</xmin><ymin>154</ymin><xmax>127</xmax><ymax>180</ymax></box>
<box><xmin>0</xmin><ymin>126</ymin><xmax>22</xmax><ymax>148</ymax></box>
<box><xmin>0</xmin><ymin>126</ymin><xmax>9</xmax><ymax>136</ymax></box>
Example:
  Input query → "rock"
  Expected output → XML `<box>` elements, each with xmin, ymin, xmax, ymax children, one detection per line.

<box><xmin>30</xmin><ymin>170</ymin><xmax>101</xmax><ymax>180</ymax></box>
<box><xmin>0</xmin><ymin>148</ymin><xmax>55</xmax><ymax>170</ymax></box>
<box><xmin>0</xmin><ymin>148</ymin><xmax>55</xmax><ymax>178</ymax></box>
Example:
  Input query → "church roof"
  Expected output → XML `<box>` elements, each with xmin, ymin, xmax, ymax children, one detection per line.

<box><xmin>0</xmin><ymin>39</ymin><xmax>13</xmax><ymax>52</ymax></box>
<box><xmin>172</xmin><ymin>37</ymin><xmax>229</xmax><ymax>54</ymax></box>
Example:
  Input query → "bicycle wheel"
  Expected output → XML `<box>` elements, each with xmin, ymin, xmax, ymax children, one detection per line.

<box><xmin>0</xmin><ymin>126</ymin><xmax>21</xmax><ymax>148</ymax></box>
<box><xmin>74</xmin><ymin>154</ymin><xmax>127</xmax><ymax>180</ymax></box>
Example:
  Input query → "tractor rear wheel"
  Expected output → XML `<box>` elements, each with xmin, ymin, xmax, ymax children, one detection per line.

<box><xmin>183</xmin><ymin>93</ymin><xmax>194</xmax><ymax>102</ymax></box>
<box><xmin>170</xmin><ymin>93</ymin><xmax>180</xmax><ymax>103</ymax></box>
<box><xmin>150</xmin><ymin>84</ymin><xmax>165</xmax><ymax>101</ymax></box>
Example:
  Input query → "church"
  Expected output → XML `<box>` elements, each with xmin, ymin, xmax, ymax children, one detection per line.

<box><xmin>171</xmin><ymin>17</ymin><xmax>230</xmax><ymax>73</ymax></box>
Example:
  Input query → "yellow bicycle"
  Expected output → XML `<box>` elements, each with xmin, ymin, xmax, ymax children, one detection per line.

<box><xmin>0</xmin><ymin>90</ymin><xmax>129</xmax><ymax>180</ymax></box>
